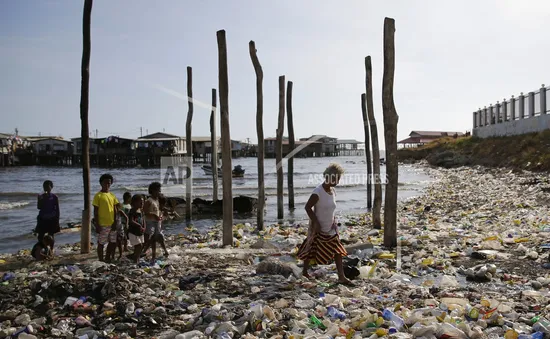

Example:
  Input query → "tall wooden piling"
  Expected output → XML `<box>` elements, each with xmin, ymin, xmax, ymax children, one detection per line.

<box><xmin>365</xmin><ymin>56</ymin><xmax>382</xmax><ymax>229</ymax></box>
<box><xmin>249</xmin><ymin>41</ymin><xmax>265</xmax><ymax>230</ymax></box>
<box><xmin>286</xmin><ymin>81</ymin><xmax>295</xmax><ymax>210</ymax></box>
<box><xmin>217</xmin><ymin>30</ymin><xmax>233</xmax><ymax>246</ymax></box>
<box><xmin>361</xmin><ymin>93</ymin><xmax>372</xmax><ymax>210</ymax></box>
<box><xmin>210</xmin><ymin>88</ymin><xmax>218</xmax><ymax>202</ymax></box>
<box><xmin>276</xmin><ymin>76</ymin><xmax>286</xmax><ymax>220</ymax></box>
<box><xmin>80</xmin><ymin>0</ymin><xmax>93</xmax><ymax>254</ymax></box>
<box><xmin>382</xmin><ymin>18</ymin><xmax>398</xmax><ymax>247</ymax></box>
<box><xmin>185</xmin><ymin>66</ymin><xmax>194</xmax><ymax>219</ymax></box>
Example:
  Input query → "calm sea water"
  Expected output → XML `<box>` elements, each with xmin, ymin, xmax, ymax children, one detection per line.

<box><xmin>0</xmin><ymin>156</ymin><xmax>432</xmax><ymax>253</ymax></box>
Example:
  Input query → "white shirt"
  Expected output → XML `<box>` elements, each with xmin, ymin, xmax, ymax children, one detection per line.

<box><xmin>312</xmin><ymin>183</ymin><xmax>337</xmax><ymax>235</ymax></box>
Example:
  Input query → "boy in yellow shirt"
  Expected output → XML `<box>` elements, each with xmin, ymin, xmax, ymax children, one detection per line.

<box><xmin>92</xmin><ymin>173</ymin><xmax>120</xmax><ymax>262</ymax></box>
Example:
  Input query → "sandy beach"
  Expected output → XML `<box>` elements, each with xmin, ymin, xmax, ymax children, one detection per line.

<box><xmin>1</xmin><ymin>163</ymin><xmax>550</xmax><ymax>338</ymax></box>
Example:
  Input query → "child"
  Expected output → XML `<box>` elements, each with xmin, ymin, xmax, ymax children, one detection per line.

<box><xmin>296</xmin><ymin>163</ymin><xmax>354</xmax><ymax>286</ymax></box>
<box><xmin>32</xmin><ymin>235</ymin><xmax>54</xmax><ymax>261</ymax></box>
<box><xmin>142</xmin><ymin>182</ymin><xmax>168</xmax><ymax>262</ymax></box>
<box><xmin>120</xmin><ymin>192</ymin><xmax>132</xmax><ymax>252</ymax></box>
<box><xmin>92</xmin><ymin>173</ymin><xmax>120</xmax><ymax>263</ymax></box>
<box><xmin>36</xmin><ymin>180</ymin><xmax>60</xmax><ymax>254</ymax></box>
<box><xmin>156</xmin><ymin>194</ymin><xmax>170</xmax><ymax>256</ymax></box>
<box><xmin>161</xmin><ymin>197</ymin><xmax>181</xmax><ymax>220</ymax></box>
<box><xmin>128</xmin><ymin>194</ymin><xmax>146</xmax><ymax>264</ymax></box>
<box><xmin>114</xmin><ymin>210</ymin><xmax>128</xmax><ymax>260</ymax></box>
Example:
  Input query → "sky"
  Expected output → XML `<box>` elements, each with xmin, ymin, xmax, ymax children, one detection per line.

<box><xmin>1</xmin><ymin>1</ymin><xmax>549</xmax><ymax>144</ymax></box>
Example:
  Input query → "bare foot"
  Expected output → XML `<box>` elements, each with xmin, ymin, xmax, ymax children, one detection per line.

<box><xmin>303</xmin><ymin>272</ymin><xmax>314</xmax><ymax>280</ymax></box>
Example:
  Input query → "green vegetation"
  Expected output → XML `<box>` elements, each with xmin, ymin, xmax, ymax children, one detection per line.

<box><xmin>397</xmin><ymin>130</ymin><xmax>550</xmax><ymax>172</ymax></box>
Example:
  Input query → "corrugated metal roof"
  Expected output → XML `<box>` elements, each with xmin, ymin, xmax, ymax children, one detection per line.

<box><xmin>410</xmin><ymin>131</ymin><xmax>465</xmax><ymax>137</ymax></box>
<box><xmin>139</xmin><ymin>132</ymin><xmax>182</xmax><ymax>139</ymax></box>
<box><xmin>337</xmin><ymin>139</ymin><xmax>362</xmax><ymax>144</ymax></box>
<box><xmin>33</xmin><ymin>138</ymin><xmax>73</xmax><ymax>143</ymax></box>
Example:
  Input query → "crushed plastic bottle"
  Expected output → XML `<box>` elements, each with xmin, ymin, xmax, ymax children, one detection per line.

<box><xmin>533</xmin><ymin>318</ymin><xmax>550</xmax><ymax>334</ymax></box>
<box><xmin>327</xmin><ymin>306</ymin><xmax>346</xmax><ymax>320</ymax></box>
<box><xmin>518</xmin><ymin>332</ymin><xmax>544</xmax><ymax>339</ymax></box>
<box><xmin>64</xmin><ymin>296</ymin><xmax>78</xmax><ymax>307</ymax></box>
<box><xmin>310</xmin><ymin>314</ymin><xmax>327</xmax><ymax>330</ymax></box>
<box><xmin>175</xmin><ymin>330</ymin><xmax>204</xmax><ymax>339</ymax></box>
<box><xmin>125</xmin><ymin>302</ymin><xmax>135</xmax><ymax>315</ymax></box>
<box><xmin>382</xmin><ymin>308</ymin><xmax>404</xmax><ymax>330</ymax></box>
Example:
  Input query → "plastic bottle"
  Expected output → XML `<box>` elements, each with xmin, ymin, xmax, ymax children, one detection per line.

<box><xmin>310</xmin><ymin>315</ymin><xmax>327</xmax><ymax>330</ymax></box>
<box><xmin>205</xmin><ymin>323</ymin><xmax>217</xmax><ymax>336</ymax></box>
<box><xmin>73</xmin><ymin>296</ymin><xmax>86</xmax><ymax>308</ymax></box>
<box><xmin>327</xmin><ymin>306</ymin><xmax>346</xmax><ymax>320</ymax></box>
<box><xmin>2</xmin><ymin>272</ymin><xmax>15</xmax><ymax>281</ymax></box>
<box><xmin>533</xmin><ymin>318</ymin><xmax>550</xmax><ymax>334</ymax></box>
<box><xmin>518</xmin><ymin>333</ymin><xmax>544</xmax><ymax>339</ymax></box>
<box><xmin>382</xmin><ymin>309</ymin><xmax>404</xmax><ymax>330</ymax></box>
<box><xmin>437</xmin><ymin>323</ymin><xmax>468</xmax><ymax>339</ymax></box>
<box><xmin>504</xmin><ymin>329</ymin><xmax>519</xmax><ymax>339</ymax></box>
<box><xmin>104</xmin><ymin>309</ymin><xmax>116</xmax><ymax>316</ymax></box>
<box><xmin>32</xmin><ymin>295</ymin><xmax>44</xmax><ymax>307</ymax></box>
<box><xmin>465</xmin><ymin>304</ymin><xmax>480</xmax><ymax>320</ymax></box>
<box><xmin>11</xmin><ymin>326</ymin><xmax>32</xmax><ymax>338</ymax></box>
<box><xmin>175</xmin><ymin>330</ymin><xmax>204</xmax><ymax>339</ymax></box>
<box><xmin>375</xmin><ymin>328</ymin><xmax>388</xmax><ymax>336</ymax></box>
<box><xmin>75</xmin><ymin>316</ymin><xmax>91</xmax><ymax>326</ymax></box>
<box><xmin>126</xmin><ymin>302</ymin><xmax>135</xmax><ymax>315</ymax></box>
<box><xmin>64</xmin><ymin>297</ymin><xmax>78</xmax><ymax>307</ymax></box>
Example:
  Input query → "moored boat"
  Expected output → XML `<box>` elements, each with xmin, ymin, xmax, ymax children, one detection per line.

<box><xmin>201</xmin><ymin>165</ymin><xmax>221</xmax><ymax>176</ymax></box>
<box><xmin>202</xmin><ymin>164</ymin><xmax>245</xmax><ymax>178</ymax></box>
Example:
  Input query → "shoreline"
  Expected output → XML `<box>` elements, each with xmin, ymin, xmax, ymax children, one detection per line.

<box><xmin>0</xmin><ymin>162</ymin><xmax>432</xmax><ymax>254</ymax></box>
<box><xmin>1</xmin><ymin>164</ymin><xmax>550</xmax><ymax>338</ymax></box>
<box><xmin>0</xmin><ymin>159</ymin><xmax>430</xmax><ymax>254</ymax></box>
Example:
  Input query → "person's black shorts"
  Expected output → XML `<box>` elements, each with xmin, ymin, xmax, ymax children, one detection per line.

<box><xmin>36</xmin><ymin>217</ymin><xmax>60</xmax><ymax>241</ymax></box>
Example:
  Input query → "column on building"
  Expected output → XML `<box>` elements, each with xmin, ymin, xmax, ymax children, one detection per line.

<box><xmin>518</xmin><ymin>93</ymin><xmax>525</xmax><ymax>119</ymax></box>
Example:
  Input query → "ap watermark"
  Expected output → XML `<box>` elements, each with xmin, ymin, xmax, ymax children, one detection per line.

<box><xmin>160</xmin><ymin>156</ymin><xmax>193</xmax><ymax>189</ymax></box>
<box><xmin>308</xmin><ymin>173</ymin><xmax>389</xmax><ymax>185</ymax></box>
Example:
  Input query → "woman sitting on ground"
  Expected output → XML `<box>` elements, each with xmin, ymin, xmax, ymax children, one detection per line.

<box><xmin>297</xmin><ymin>163</ymin><xmax>353</xmax><ymax>286</ymax></box>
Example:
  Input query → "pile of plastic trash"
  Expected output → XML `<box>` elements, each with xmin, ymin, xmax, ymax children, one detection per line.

<box><xmin>1</xmin><ymin>166</ymin><xmax>550</xmax><ymax>338</ymax></box>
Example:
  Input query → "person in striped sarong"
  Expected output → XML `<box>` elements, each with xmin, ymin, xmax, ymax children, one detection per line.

<box><xmin>297</xmin><ymin>163</ymin><xmax>354</xmax><ymax>286</ymax></box>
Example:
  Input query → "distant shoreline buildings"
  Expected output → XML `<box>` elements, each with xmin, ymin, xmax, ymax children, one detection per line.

<box><xmin>0</xmin><ymin>131</ymin><xmax>365</xmax><ymax>168</ymax></box>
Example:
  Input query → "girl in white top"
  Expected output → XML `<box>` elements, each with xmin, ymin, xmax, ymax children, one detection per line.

<box><xmin>297</xmin><ymin>163</ymin><xmax>353</xmax><ymax>286</ymax></box>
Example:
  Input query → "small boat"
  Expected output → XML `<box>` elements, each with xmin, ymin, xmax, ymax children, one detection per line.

<box><xmin>380</xmin><ymin>158</ymin><xmax>386</xmax><ymax>165</ymax></box>
<box><xmin>202</xmin><ymin>164</ymin><xmax>245</xmax><ymax>178</ymax></box>
<box><xmin>201</xmin><ymin>165</ymin><xmax>221</xmax><ymax>176</ymax></box>
<box><xmin>232</xmin><ymin>165</ymin><xmax>245</xmax><ymax>178</ymax></box>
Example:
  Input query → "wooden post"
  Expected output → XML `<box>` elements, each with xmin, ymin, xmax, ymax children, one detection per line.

<box><xmin>185</xmin><ymin>66</ymin><xmax>193</xmax><ymax>219</ymax></box>
<box><xmin>361</xmin><ymin>93</ymin><xmax>372</xmax><ymax>210</ymax></box>
<box><xmin>217</xmin><ymin>30</ymin><xmax>233</xmax><ymax>246</ymax></box>
<box><xmin>210</xmin><ymin>88</ymin><xmax>219</xmax><ymax>202</ymax></box>
<box><xmin>382</xmin><ymin>18</ymin><xmax>398</xmax><ymax>248</ymax></box>
<box><xmin>276</xmin><ymin>76</ymin><xmax>286</xmax><ymax>220</ymax></box>
<box><xmin>286</xmin><ymin>81</ymin><xmax>295</xmax><ymax>210</ymax></box>
<box><xmin>80</xmin><ymin>0</ymin><xmax>93</xmax><ymax>254</ymax></box>
<box><xmin>365</xmin><ymin>56</ymin><xmax>382</xmax><ymax>229</ymax></box>
<box><xmin>249</xmin><ymin>41</ymin><xmax>265</xmax><ymax>230</ymax></box>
